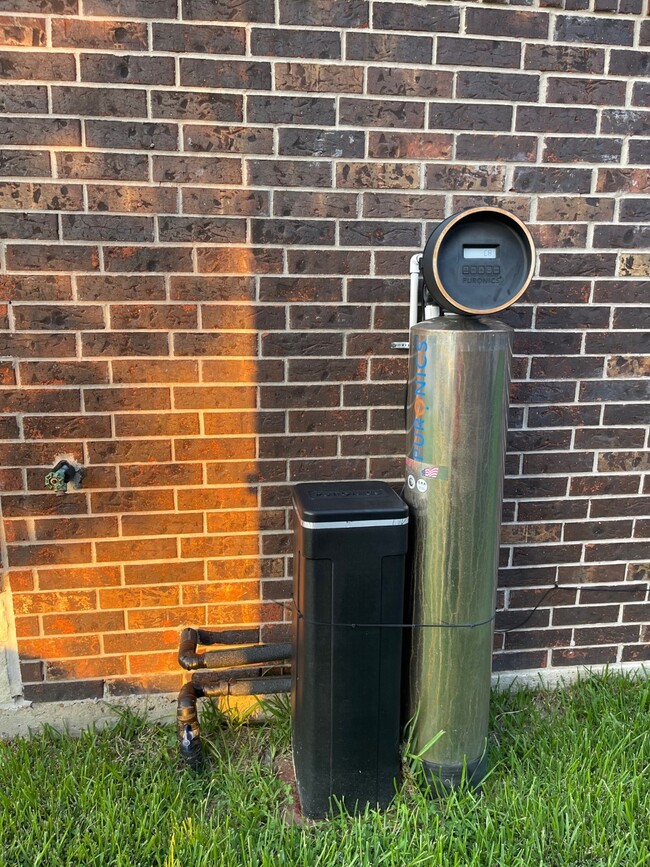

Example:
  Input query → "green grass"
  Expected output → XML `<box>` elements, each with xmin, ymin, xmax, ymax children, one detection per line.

<box><xmin>1</xmin><ymin>672</ymin><xmax>649</xmax><ymax>866</ymax></box>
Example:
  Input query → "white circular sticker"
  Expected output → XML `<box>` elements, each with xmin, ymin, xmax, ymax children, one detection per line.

<box><xmin>407</xmin><ymin>474</ymin><xmax>416</xmax><ymax>490</ymax></box>
<box><xmin>416</xmin><ymin>478</ymin><xmax>428</xmax><ymax>493</ymax></box>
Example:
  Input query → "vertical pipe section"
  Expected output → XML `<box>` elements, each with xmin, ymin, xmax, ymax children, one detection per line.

<box><xmin>403</xmin><ymin>316</ymin><xmax>512</xmax><ymax>790</ymax></box>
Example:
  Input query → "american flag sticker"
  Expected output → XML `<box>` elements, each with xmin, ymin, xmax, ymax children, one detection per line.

<box><xmin>420</xmin><ymin>464</ymin><xmax>449</xmax><ymax>480</ymax></box>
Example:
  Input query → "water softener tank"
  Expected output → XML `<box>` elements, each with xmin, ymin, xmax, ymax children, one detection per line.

<box><xmin>403</xmin><ymin>207</ymin><xmax>535</xmax><ymax>791</ymax></box>
<box><xmin>403</xmin><ymin>316</ymin><xmax>512</xmax><ymax>789</ymax></box>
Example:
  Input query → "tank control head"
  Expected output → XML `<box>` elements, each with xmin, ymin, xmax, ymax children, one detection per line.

<box><xmin>420</xmin><ymin>207</ymin><xmax>536</xmax><ymax>316</ymax></box>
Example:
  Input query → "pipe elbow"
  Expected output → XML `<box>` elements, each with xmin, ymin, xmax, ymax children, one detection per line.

<box><xmin>178</xmin><ymin>627</ymin><xmax>203</xmax><ymax>670</ymax></box>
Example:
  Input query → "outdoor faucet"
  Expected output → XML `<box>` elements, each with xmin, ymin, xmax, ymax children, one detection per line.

<box><xmin>44</xmin><ymin>460</ymin><xmax>84</xmax><ymax>492</ymax></box>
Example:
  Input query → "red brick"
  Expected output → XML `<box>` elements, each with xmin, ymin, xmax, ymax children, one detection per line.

<box><xmin>38</xmin><ymin>566</ymin><xmax>121</xmax><ymax>590</ymax></box>
<box><xmin>46</xmin><ymin>656</ymin><xmax>127</xmax><ymax>680</ymax></box>
<box><xmin>124</xmin><ymin>561</ymin><xmax>204</xmax><ymax>585</ymax></box>
<box><xmin>42</xmin><ymin>610</ymin><xmax>124</xmax><ymax>636</ymax></box>
<box><xmin>100</xmin><ymin>585</ymin><xmax>179</xmax><ymax>609</ymax></box>
<box><xmin>96</xmin><ymin>538</ymin><xmax>178</xmax><ymax>564</ymax></box>
<box><xmin>13</xmin><ymin>590</ymin><xmax>96</xmax><ymax>616</ymax></box>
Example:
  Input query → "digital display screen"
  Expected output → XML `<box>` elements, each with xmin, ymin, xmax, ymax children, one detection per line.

<box><xmin>463</xmin><ymin>246</ymin><xmax>498</xmax><ymax>259</ymax></box>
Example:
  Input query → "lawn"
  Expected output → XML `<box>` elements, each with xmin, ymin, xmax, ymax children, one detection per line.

<box><xmin>1</xmin><ymin>672</ymin><xmax>649</xmax><ymax>866</ymax></box>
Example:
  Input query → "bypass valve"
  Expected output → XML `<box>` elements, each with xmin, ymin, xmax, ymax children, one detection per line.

<box><xmin>45</xmin><ymin>460</ymin><xmax>84</xmax><ymax>492</ymax></box>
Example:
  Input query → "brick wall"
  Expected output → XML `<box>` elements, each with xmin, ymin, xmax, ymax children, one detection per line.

<box><xmin>0</xmin><ymin>0</ymin><xmax>649</xmax><ymax>702</ymax></box>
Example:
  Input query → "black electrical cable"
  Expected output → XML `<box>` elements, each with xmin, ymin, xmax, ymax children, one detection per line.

<box><xmin>495</xmin><ymin>583</ymin><xmax>559</xmax><ymax>634</ymax></box>
<box><xmin>292</xmin><ymin>600</ymin><xmax>495</xmax><ymax>630</ymax></box>
<box><xmin>495</xmin><ymin>581</ymin><xmax>650</xmax><ymax>635</ymax></box>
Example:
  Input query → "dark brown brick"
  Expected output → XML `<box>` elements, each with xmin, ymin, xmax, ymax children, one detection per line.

<box><xmin>468</xmin><ymin>8</ymin><xmax>548</xmax><ymax>38</ymax></box>
<box><xmin>0</xmin><ymin>50</ymin><xmax>76</xmax><ymax>81</ymax></box>
<box><xmin>248</xmin><ymin>95</ymin><xmax>335</xmax><ymax>126</ymax></box>
<box><xmin>61</xmin><ymin>213</ymin><xmax>154</xmax><ymax>243</ymax></box>
<box><xmin>430</xmin><ymin>102</ymin><xmax>512</xmax><ymax>132</ymax></box>
<box><xmin>539</xmin><ymin>252</ymin><xmax>616</xmax><ymax>278</ymax></box>
<box><xmin>278</xmin><ymin>128</ymin><xmax>364</xmax><ymax>159</ymax></box>
<box><xmin>182</xmin><ymin>188</ymin><xmax>267</xmax><ymax>217</ymax></box>
<box><xmin>86</xmin><ymin>185</ymin><xmax>177</xmax><ymax>215</ymax></box>
<box><xmin>275</xmin><ymin>62</ymin><xmax>363</xmax><ymax>94</ymax></box>
<box><xmin>456</xmin><ymin>135</ymin><xmax>536</xmax><ymax>162</ymax></box>
<box><xmin>80</xmin><ymin>53</ymin><xmax>175</xmax><ymax>85</ymax></box>
<box><xmin>85</xmin><ymin>120</ymin><xmax>178</xmax><ymax>151</ymax></box>
<box><xmin>0</xmin><ymin>212</ymin><xmax>57</xmax><ymax>240</ymax></box>
<box><xmin>0</xmin><ymin>149</ymin><xmax>51</xmax><ymax>177</ymax></box>
<box><xmin>24</xmin><ymin>681</ymin><xmax>104</xmax><ymax>703</ymax></box>
<box><xmin>279</xmin><ymin>0</ymin><xmax>366</xmax><ymax>25</ymax></box>
<box><xmin>23</xmin><ymin>414</ymin><xmax>111</xmax><ymax>440</ymax></box>
<box><xmin>252</xmin><ymin>218</ymin><xmax>334</xmax><ymax>246</ymax></box>
<box><xmin>82</xmin><ymin>331</ymin><xmax>169</xmax><ymax>357</ymax></box>
<box><xmin>197</xmin><ymin>246</ymin><xmax>283</xmax><ymax>274</ymax></box>
<box><xmin>252</xmin><ymin>27</ymin><xmax>340</xmax><ymax>60</ymax></box>
<box><xmin>0</xmin><ymin>181</ymin><xmax>82</xmax><ymax>211</ymax></box>
<box><xmin>555</xmin><ymin>15</ymin><xmax>633</xmax><ymax>46</ymax></box>
<box><xmin>180</xmin><ymin>57</ymin><xmax>270</xmax><ymax>90</ymax></box>
<box><xmin>339</xmin><ymin>220</ymin><xmax>420</xmax><ymax>247</ymax></box>
<box><xmin>158</xmin><ymin>216</ymin><xmax>246</xmax><ymax>243</ymax></box>
<box><xmin>202</xmin><ymin>304</ymin><xmax>283</xmax><ymax>331</ymax></box>
<box><xmin>492</xmin><ymin>651</ymin><xmax>548</xmax><ymax>672</ymax></box>
<box><xmin>52</xmin><ymin>19</ymin><xmax>148</xmax><ymax>50</ymax></box>
<box><xmin>337</xmin><ymin>162</ymin><xmax>419</xmax><ymax>190</ymax></box>
<box><xmin>152</xmin><ymin>90</ymin><xmax>242</xmax><ymax>122</ymax></box>
<box><xmin>57</xmin><ymin>151</ymin><xmax>148</xmax><ymax>181</ymax></box>
<box><xmin>288</xmin><ymin>249</ymin><xmax>369</xmax><ymax>275</ymax></box>
<box><xmin>373</xmin><ymin>2</ymin><xmax>458</xmax><ymax>32</ymax></box>
<box><xmin>290</xmin><ymin>408</ymin><xmax>366</xmax><ymax>434</ymax></box>
<box><xmin>104</xmin><ymin>246</ymin><xmax>194</xmax><ymax>273</ymax></box>
<box><xmin>261</xmin><ymin>384</ymin><xmax>340</xmax><ymax>410</ymax></box>
<box><xmin>437</xmin><ymin>36</ymin><xmax>521</xmax><ymax>68</ymax></box>
<box><xmin>273</xmin><ymin>191</ymin><xmax>356</xmax><ymax>220</ymax></box>
<box><xmin>347</xmin><ymin>32</ymin><xmax>431</xmax><ymax>65</ymax></box>
<box><xmin>0</xmin><ymin>84</ymin><xmax>47</xmax><ymax>113</ymax></box>
<box><xmin>259</xmin><ymin>277</ymin><xmax>342</xmax><ymax>303</ymax></box>
<box><xmin>20</xmin><ymin>361</ymin><xmax>109</xmax><ymax>386</ymax></box>
<box><xmin>249</xmin><ymin>159</ymin><xmax>332</xmax><ymax>188</ymax></box>
<box><xmin>110</xmin><ymin>304</ymin><xmax>196</xmax><ymax>331</ymax></box>
<box><xmin>517</xmin><ymin>106</ymin><xmax>596</xmax><ymax>134</ymax></box>
<box><xmin>262</xmin><ymin>331</ymin><xmax>342</xmax><ymax>358</ymax></box>
<box><xmin>575</xmin><ymin>427</ymin><xmax>645</xmax><ymax>451</ymax></box>
<box><xmin>184</xmin><ymin>125</ymin><xmax>272</xmax><ymax>154</ymax></box>
<box><xmin>457</xmin><ymin>71</ymin><xmax>539</xmax><ymax>102</ymax></box>
<box><xmin>632</xmin><ymin>82</ymin><xmax>650</xmax><ymax>107</ymax></box>
<box><xmin>152</xmin><ymin>22</ymin><xmax>244</xmax><ymax>54</ymax></box>
<box><xmin>173</xmin><ymin>332</ymin><xmax>252</xmax><ymax>357</ymax></box>
<box><xmin>425</xmin><ymin>164</ymin><xmax>505</xmax><ymax>193</ymax></box>
<box><xmin>565</xmin><ymin>520</ymin><xmax>634</xmax><ymax>543</ymax></box>
<box><xmin>525</xmin><ymin>43</ymin><xmax>604</xmax><ymax>73</ymax></box>
<box><xmin>339</xmin><ymin>97</ymin><xmax>424</xmax><ymax>129</ymax></box>
<box><xmin>547</xmin><ymin>76</ymin><xmax>626</xmax><ymax>106</ymax></box>
<box><xmin>362</xmin><ymin>194</ymin><xmax>444</xmax><ymax>221</ymax></box>
<box><xmin>183</xmin><ymin>0</ymin><xmax>273</xmax><ymax>21</ymax></box>
<box><xmin>171</xmin><ymin>276</ymin><xmax>254</xmax><ymax>302</ymax></box>
<box><xmin>84</xmin><ymin>0</ymin><xmax>177</xmax><ymax>16</ymax></box>
<box><xmin>6</xmin><ymin>246</ymin><xmax>100</xmax><ymax>272</ymax></box>
<box><xmin>0</xmin><ymin>333</ymin><xmax>76</xmax><ymax>360</ymax></box>
<box><xmin>289</xmin><ymin>305</ymin><xmax>369</xmax><ymax>331</ymax></box>
<box><xmin>153</xmin><ymin>155</ymin><xmax>241</xmax><ymax>185</ymax></box>
<box><xmin>368</xmin><ymin>132</ymin><xmax>451</xmax><ymax>161</ymax></box>
<box><xmin>367</xmin><ymin>67</ymin><xmax>452</xmax><ymax>98</ymax></box>
<box><xmin>113</xmin><ymin>358</ymin><xmax>198</xmax><ymax>384</ymax></box>
<box><xmin>0</xmin><ymin>117</ymin><xmax>80</xmax><ymax>147</ymax></box>
<box><xmin>84</xmin><ymin>386</ymin><xmax>170</xmax><ymax>413</ymax></box>
<box><xmin>0</xmin><ymin>15</ymin><xmax>46</xmax><ymax>47</ymax></box>
<box><xmin>544</xmin><ymin>136</ymin><xmax>622</xmax><ymax>164</ymax></box>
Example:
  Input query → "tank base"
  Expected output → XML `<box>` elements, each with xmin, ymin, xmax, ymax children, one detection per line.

<box><xmin>420</xmin><ymin>753</ymin><xmax>488</xmax><ymax>795</ymax></box>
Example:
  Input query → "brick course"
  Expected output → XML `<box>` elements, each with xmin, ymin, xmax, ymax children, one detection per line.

<box><xmin>0</xmin><ymin>0</ymin><xmax>649</xmax><ymax>701</ymax></box>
